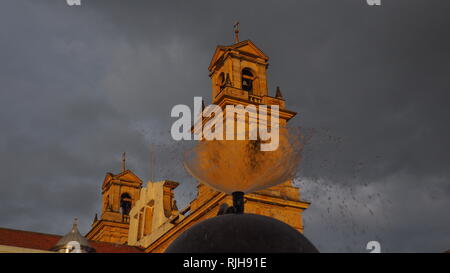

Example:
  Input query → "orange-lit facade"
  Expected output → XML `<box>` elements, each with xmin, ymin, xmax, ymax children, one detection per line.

<box><xmin>86</xmin><ymin>39</ymin><xmax>310</xmax><ymax>252</ymax></box>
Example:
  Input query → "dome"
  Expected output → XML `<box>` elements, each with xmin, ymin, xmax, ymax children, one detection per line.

<box><xmin>165</xmin><ymin>213</ymin><xmax>319</xmax><ymax>253</ymax></box>
<box><xmin>51</xmin><ymin>219</ymin><xmax>95</xmax><ymax>253</ymax></box>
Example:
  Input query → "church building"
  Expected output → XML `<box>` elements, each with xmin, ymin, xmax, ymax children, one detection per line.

<box><xmin>85</xmin><ymin>30</ymin><xmax>310</xmax><ymax>253</ymax></box>
<box><xmin>0</xmin><ymin>30</ymin><xmax>310</xmax><ymax>253</ymax></box>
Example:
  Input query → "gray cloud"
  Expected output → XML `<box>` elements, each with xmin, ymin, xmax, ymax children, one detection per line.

<box><xmin>0</xmin><ymin>0</ymin><xmax>449</xmax><ymax>252</ymax></box>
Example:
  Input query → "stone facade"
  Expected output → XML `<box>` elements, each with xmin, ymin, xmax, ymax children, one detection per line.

<box><xmin>86</xmin><ymin>170</ymin><xmax>142</xmax><ymax>244</ymax></box>
<box><xmin>127</xmin><ymin>180</ymin><xmax>184</xmax><ymax>247</ymax></box>
<box><xmin>87</xmin><ymin>38</ymin><xmax>310</xmax><ymax>252</ymax></box>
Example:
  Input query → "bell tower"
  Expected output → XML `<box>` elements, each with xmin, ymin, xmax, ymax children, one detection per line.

<box><xmin>86</xmin><ymin>153</ymin><xmax>143</xmax><ymax>244</ymax></box>
<box><xmin>189</xmin><ymin>27</ymin><xmax>310</xmax><ymax>234</ymax></box>
<box><xmin>207</xmin><ymin>31</ymin><xmax>295</xmax><ymax>127</ymax></box>
<box><xmin>209</xmin><ymin>38</ymin><xmax>270</xmax><ymax>99</ymax></box>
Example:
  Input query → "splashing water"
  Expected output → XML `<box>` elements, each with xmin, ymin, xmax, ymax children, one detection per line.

<box><xmin>183</xmin><ymin>127</ymin><xmax>304</xmax><ymax>194</ymax></box>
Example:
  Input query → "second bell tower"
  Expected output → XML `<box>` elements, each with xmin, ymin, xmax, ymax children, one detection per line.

<box><xmin>86</xmin><ymin>153</ymin><xmax>143</xmax><ymax>244</ymax></box>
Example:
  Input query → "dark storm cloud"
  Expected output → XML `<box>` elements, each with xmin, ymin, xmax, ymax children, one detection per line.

<box><xmin>1</xmin><ymin>0</ymin><xmax>449</xmax><ymax>252</ymax></box>
<box><xmin>0</xmin><ymin>0</ymin><xmax>153</xmax><ymax>234</ymax></box>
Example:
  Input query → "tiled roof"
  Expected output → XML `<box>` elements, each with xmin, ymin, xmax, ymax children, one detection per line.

<box><xmin>0</xmin><ymin>227</ymin><xmax>144</xmax><ymax>253</ymax></box>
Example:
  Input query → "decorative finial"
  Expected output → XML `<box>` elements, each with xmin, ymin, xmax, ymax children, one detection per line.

<box><xmin>233</xmin><ymin>21</ymin><xmax>240</xmax><ymax>43</ymax></box>
<box><xmin>121</xmin><ymin>152</ymin><xmax>126</xmax><ymax>172</ymax></box>
<box><xmin>275</xmin><ymin>86</ymin><xmax>283</xmax><ymax>99</ymax></box>
<box><xmin>71</xmin><ymin>218</ymin><xmax>78</xmax><ymax>232</ymax></box>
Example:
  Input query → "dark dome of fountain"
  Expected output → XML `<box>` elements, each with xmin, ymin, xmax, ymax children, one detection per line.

<box><xmin>165</xmin><ymin>213</ymin><xmax>319</xmax><ymax>253</ymax></box>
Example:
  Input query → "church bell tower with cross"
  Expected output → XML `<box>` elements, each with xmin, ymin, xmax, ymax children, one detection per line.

<box><xmin>86</xmin><ymin>152</ymin><xmax>143</xmax><ymax>244</ymax></box>
<box><xmin>188</xmin><ymin>23</ymin><xmax>309</xmax><ymax>235</ymax></box>
<box><xmin>207</xmin><ymin>22</ymin><xmax>295</xmax><ymax>129</ymax></box>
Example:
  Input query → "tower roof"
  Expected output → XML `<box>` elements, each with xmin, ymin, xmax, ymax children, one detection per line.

<box><xmin>102</xmin><ymin>169</ymin><xmax>143</xmax><ymax>190</ymax></box>
<box><xmin>209</xmin><ymin>40</ymin><xmax>269</xmax><ymax>71</ymax></box>
<box><xmin>51</xmin><ymin>219</ymin><xmax>94</xmax><ymax>253</ymax></box>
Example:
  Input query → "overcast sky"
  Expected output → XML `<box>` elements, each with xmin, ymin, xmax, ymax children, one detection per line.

<box><xmin>1</xmin><ymin>0</ymin><xmax>449</xmax><ymax>252</ymax></box>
